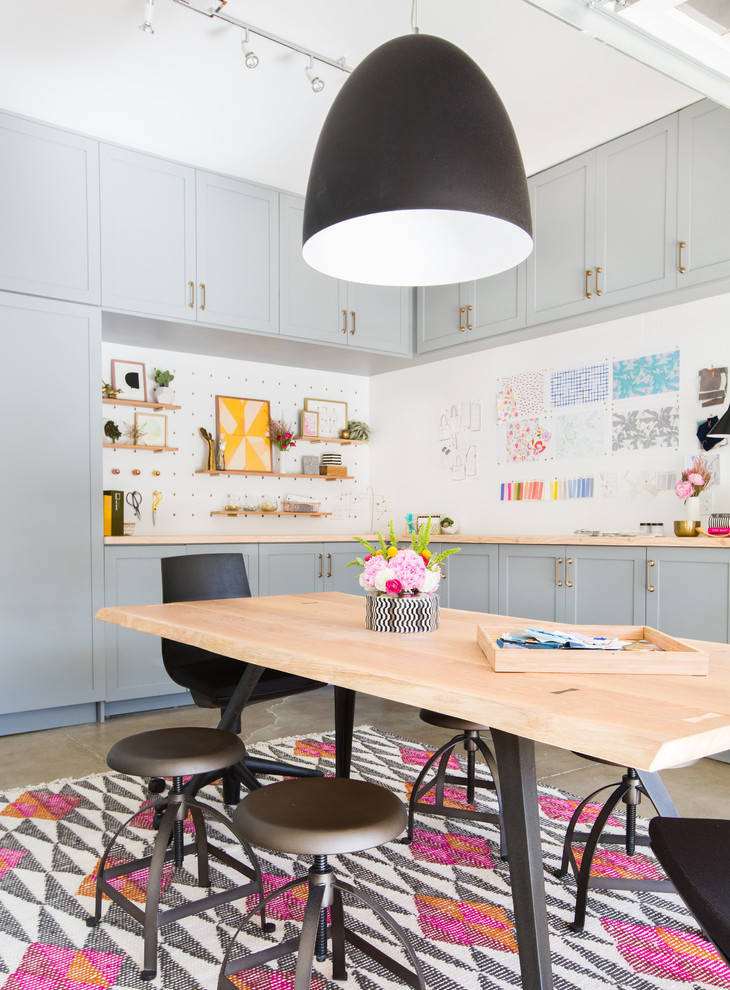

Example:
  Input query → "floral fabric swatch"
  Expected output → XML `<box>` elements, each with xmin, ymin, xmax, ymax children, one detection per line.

<box><xmin>613</xmin><ymin>349</ymin><xmax>680</xmax><ymax>399</ymax></box>
<box><xmin>550</xmin><ymin>364</ymin><xmax>609</xmax><ymax>408</ymax></box>
<box><xmin>496</xmin><ymin>372</ymin><xmax>546</xmax><ymax>423</ymax></box>
<box><xmin>612</xmin><ymin>406</ymin><xmax>679</xmax><ymax>451</ymax></box>
<box><xmin>498</xmin><ymin>420</ymin><xmax>552</xmax><ymax>463</ymax></box>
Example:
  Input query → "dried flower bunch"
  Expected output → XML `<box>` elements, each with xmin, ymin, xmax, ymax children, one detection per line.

<box><xmin>268</xmin><ymin>420</ymin><xmax>297</xmax><ymax>451</ymax></box>
<box><xmin>675</xmin><ymin>453</ymin><xmax>714</xmax><ymax>501</ymax></box>
<box><xmin>349</xmin><ymin>518</ymin><xmax>459</xmax><ymax>598</ymax></box>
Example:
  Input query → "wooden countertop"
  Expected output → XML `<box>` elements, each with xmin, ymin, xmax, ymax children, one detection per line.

<box><xmin>105</xmin><ymin>533</ymin><xmax>730</xmax><ymax>548</ymax></box>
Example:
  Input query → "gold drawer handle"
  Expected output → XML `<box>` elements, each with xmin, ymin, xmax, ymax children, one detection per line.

<box><xmin>466</xmin><ymin>304</ymin><xmax>473</xmax><ymax>331</ymax></box>
<box><xmin>585</xmin><ymin>270</ymin><xmax>593</xmax><ymax>299</ymax></box>
<box><xmin>647</xmin><ymin>559</ymin><xmax>655</xmax><ymax>593</ymax></box>
<box><xmin>458</xmin><ymin>306</ymin><xmax>466</xmax><ymax>332</ymax></box>
<box><xmin>678</xmin><ymin>241</ymin><xmax>686</xmax><ymax>274</ymax></box>
<box><xmin>340</xmin><ymin>309</ymin><xmax>347</xmax><ymax>334</ymax></box>
<box><xmin>595</xmin><ymin>266</ymin><xmax>603</xmax><ymax>296</ymax></box>
<box><xmin>199</xmin><ymin>282</ymin><xmax>206</xmax><ymax>310</ymax></box>
<box><xmin>555</xmin><ymin>557</ymin><xmax>563</xmax><ymax>587</ymax></box>
<box><xmin>565</xmin><ymin>557</ymin><xmax>573</xmax><ymax>588</ymax></box>
<box><xmin>188</xmin><ymin>281</ymin><xmax>195</xmax><ymax>309</ymax></box>
<box><xmin>349</xmin><ymin>310</ymin><xmax>356</xmax><ymax>335</ymax></box>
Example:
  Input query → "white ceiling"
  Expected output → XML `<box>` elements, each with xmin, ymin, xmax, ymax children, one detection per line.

<box><xmin>0</xmin><ymin>0</ymin><xmax>703</xmax><ymax>195</ymax></box>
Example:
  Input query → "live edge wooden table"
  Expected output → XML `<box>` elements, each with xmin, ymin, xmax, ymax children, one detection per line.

<box><xmin>96</xmin><ymin>592</ymin><xmax>730</xmax><ymax>990</ymax></box>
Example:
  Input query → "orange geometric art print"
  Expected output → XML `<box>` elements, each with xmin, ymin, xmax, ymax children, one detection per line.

<box><xmin>215</xmin><ymin>396</ymin><xmax>272</xmax><ymax>472</ymax></box>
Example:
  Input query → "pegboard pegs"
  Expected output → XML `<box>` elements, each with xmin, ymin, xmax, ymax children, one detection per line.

<box><xmin>111</xmin><ymin>468</ymin><xmax>120</xmax><ymax>475</ymax></box>
<box><xmin>152</xmin><ymin>470</ymin><xmax>161</xmax><ymax>476</ymax></box>
<box><xmin>132</xmin><ymin>469</ymin><xmax>141</xmax><ymax>476</ymax></box>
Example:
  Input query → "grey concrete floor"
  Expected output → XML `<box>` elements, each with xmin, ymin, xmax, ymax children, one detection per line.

<box><xmin>1</xmin><ymin>687</ymin><xmax>729</xmax><ymax>821</ymax></box>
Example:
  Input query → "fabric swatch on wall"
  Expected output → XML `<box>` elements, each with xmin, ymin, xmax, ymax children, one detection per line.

<box><xmin>550</xmin><ymin>364</ymin><xmax>609</xmax><ymax>408</ymax></box>
<box><xmin>612</xmin><ymin>349</ymin><xmax>680</xmax><ymax>399</ymax></box>
<box><xmin>498</xmin><ymin>420</ymin><xmax>552</xmax><ymax>464</ymax></box>
<box><xmin>496</xmin><ymin>372</ymin><xmax>546</xmax><ymax>423</ymax></box>
<box><xmin>554</xmin><ymin>408</ymin><xmax>609</xmax><ymax>459</ymax></box>
<box><xmin>612</xmin><ymin>406</ymin><xmax>679</xmax><ymax>451</ymax></box>
<box><xmin>698</xmin><ymin>367</ymin><xmax>728</xmax><ymax>407</ymax></box>
<box><xmin>597</xmin><ymin>471</ymin><xmax>619</xmax><ymax>498</ymax></box>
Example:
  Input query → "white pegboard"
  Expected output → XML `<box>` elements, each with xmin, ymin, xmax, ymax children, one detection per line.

<box><xmin>102</xmin><ymin>342</ymin><xmax>372</xmax><ymax>536</ymax></box>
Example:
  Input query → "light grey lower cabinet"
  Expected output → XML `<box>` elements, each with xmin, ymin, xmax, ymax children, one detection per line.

<box><xmin>0</xmin><ymin>293</ymin><xmax>103</xmax><ymax>735</ymax></box>
<box><xmin>438</xmin><ymin>545</ymin><xmax>499</xmax><ymax>613</ymax></box>
<box><xmin>102</xmin><ymin>543</ymin><xmax>259</xmax><ymax>716</ymax></box>
<box><xmin>258</xmin><ymin>543</ymin><xmax>365</xmax><ymax>596</ymax></box>
<box><xmin>498</xmin><ymin>545</ymin><xmax>646</xmax><ymax>625</ymax></box>
<box><xmin>646</xmin><ymin>548</ymin><xmax>730</xmax><ymax>644</ymax></box>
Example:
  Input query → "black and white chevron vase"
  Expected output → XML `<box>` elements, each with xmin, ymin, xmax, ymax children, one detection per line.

<box><xmin>365</xmin><ymin>593</ymin><xmax>440</xmax><ymax>633</ymax></box>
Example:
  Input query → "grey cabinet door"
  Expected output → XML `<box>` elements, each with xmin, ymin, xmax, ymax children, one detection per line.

<box><xmin>196</xmin><ymin>171</ymin><xmax>278</xmax><ymax>333</ymax></box>
<box><xmin>100</xmin><ymin>144</ymin><xmax>196</xmax><ymax>319</ymax></box>
<box><xmin>646</xmin><ymin>548</ymin><xmax>730</xmax><ymax>643</ymax></box>
<box><xmin>564</xmin><ymin>546</ymin><xmax>646</xmax><ymax>625</ymax></box>
<box><xmin>471</xmin><ymin>264</ymin><xmax>526</xmax><ymax>341</ymax></box>
<box><xmin>258</xmin><ymin>543</ymin><xmax>324</xmax><ymax>595</ymax></box>
<box><xmin>594</xmin><ymin>115</ymin><xmax>678</xmax><ymax>308</ymax></box>
<box><xmin>279</xmin><ymin>194</ymin><xmax>346</xmax><ymax>344</ymax></box>
<box><xmin>441</xmin><ymin>545</ymin><xmax>499</xmax><ymax>613</ymax></box>
<box><xmin>526</xmin><ymin>152</ymin><xmax>596</xmax><ymax>325</ymax></box>
<box><xmin>0</xmin><ymin>113</ymin><xmax>100</xmax><ymax>304</ymax></box>
<box><xmin>0</xmin><ymin>293</ymin><xmax>103</xmax><ymax>716</ymax></box>
<box><xmin>416</xmin><ymin>283</ymin><xmax>466</xmax><ymax>352</ymax></box>
<box><xmin>104</xmin><ymin>546</ymin><xmax>188</xmax><ymax>702</ymax></box>
<box><xmin>325</xmin><ymin>544</ymin><xmax>366</xmax><ymax>595</ymax></box>
<box><xmin>498</xmin><ymin>545</ymin><xmax>564</xmax><ymax>623</ymax></box>
<box><xmin>346</xmin><ymin>282</ymin><xmax>413</xmax><ymax>355</ymax></box>
<box><xmin>677</xmin><ymin>102</ymin><xmax>730</xmax><ymax>287</ymax></box>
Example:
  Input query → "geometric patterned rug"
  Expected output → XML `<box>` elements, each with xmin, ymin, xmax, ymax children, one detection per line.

<box><xmin>0</xmin><ymin>725</ymin><xmax>728</xmax><ymax>990</ymax></box>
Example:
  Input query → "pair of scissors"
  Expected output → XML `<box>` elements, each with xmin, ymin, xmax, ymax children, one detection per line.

<box><xmin>126</xmin><ymin>491</ymin><xmax>142</xmax><ymax>520</ymax></box>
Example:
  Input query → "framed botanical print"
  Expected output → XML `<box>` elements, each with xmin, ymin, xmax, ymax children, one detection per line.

<box><xmin>301</xmin><ymin>409</ymin><xmax>319</xmax><ymax>438</ymax></box>
<box><xmin>304</xmin><ymin>398</ymin><xmax>348</xmax><ymax>439</ymax></box>
<box><xmin>135</xmin><ymin>412</ymin><xmax>167</xmax><ymax>447</ymax></box>
<box><xmin>215</xmin><ymin>395</ymin><xmax>272</xmax><ymax>472</ymax></box>
<box><xmin>111</xmin><ymin>360</ymin><xmax>147</xmax><ymax>402</ymax></box>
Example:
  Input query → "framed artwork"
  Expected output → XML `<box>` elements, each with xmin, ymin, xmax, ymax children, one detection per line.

<box><xmin>135</xmin><ymin>412</ymin><xmax>167</xmax><ymax>447</ymax></box>
<box><xmin>416</xmin><ymin>516</ymin><xmax>441</xmax><ymax>536</ymax></box>
<box><xmin>304</xmin><ymin>398</ymin><xmax>348</xmax><ymax>439</ymax></box>
<box><xmin>301</xmin><ymin>409</ymin><xmax>319</xmax><ymax>438</ymax></box>
<box><xmin>111</xmin><ymin>360</ymin><xmax>147</xmax><ymax>402</ymax></box>
<box><xmin>216</xmin><ymin>395</ymin><xmax>272</xmax><ymax>472</ymax></box>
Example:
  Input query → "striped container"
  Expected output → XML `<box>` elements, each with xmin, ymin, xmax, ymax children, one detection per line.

<box><xmin>365</xmin><ymin>593</ymin><xmax>440</xmax><ymax>633</ymax></box>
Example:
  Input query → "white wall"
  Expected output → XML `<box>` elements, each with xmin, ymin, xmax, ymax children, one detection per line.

<box><xmin>101</xmin><ymin>342</ymin><xmax>372</xmax><ymax>536</ymax></box>
<box><xmin>370</xmin><ymin>291</ymin><xmax>730</xmax><ymax>537</ymax></box>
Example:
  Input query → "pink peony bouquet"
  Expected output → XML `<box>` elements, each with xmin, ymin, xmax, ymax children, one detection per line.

<box><xmin>675</xmin><ymin>454</ymin><xmax>713</xmax><ymax>502</ymax></box>
<box><xmin>349</xmin><ymin>518</ymin><xmax>460</xmax><ymax>598</ymax></box>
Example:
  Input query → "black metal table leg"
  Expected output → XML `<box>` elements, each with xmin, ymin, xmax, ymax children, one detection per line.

<box><xmin>334</xmin><ymin>686</ymin><xmax>356</xmax><ymax>778</ymax></box>
<box><xmin>491</xmin><ymin>729</ymin><xmax>554</xmax><ymax>990</ymax></box>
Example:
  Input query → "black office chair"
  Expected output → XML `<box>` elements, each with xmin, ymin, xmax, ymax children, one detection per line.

<box><xmin>649</xmin><ymin>817</ymin><xmax>730</xmax><ymax>968</ymax></box>
<box><xmin>160</xmin><ymin>552</ymin><xmax>326</xmax><ymax>803</ymax></box>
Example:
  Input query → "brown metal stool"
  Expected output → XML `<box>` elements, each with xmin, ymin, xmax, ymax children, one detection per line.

<box><xmin>220</xmin><ymin>777</ymin><xmax>427</xmax><ymax>990</ymax></box>
<box><xmin>556</xmin><ymin>754</ymin><xmax>690</xmax><ymax>932</ymax></box>
<box><xmin>403</xmin><ymin>709</ymin><xmax>507</xmax><ymax>858</ymax></box>
<box><xmin>87</xmin><ymin>727</ymin><xmax>267</xmax><ymax>981</ymax></box>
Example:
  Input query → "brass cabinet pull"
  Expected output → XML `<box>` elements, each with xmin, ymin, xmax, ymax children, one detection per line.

<box><xmin>585</xmin><ymin>270</ymin><xmax>593</xmax><ymax>299</ymax></box>
<box><xmin>595</xmin><ymin>266</ymin><xmax>603</xmax><ymax>296</ymax></box>
<box><xmin>678</xmin><ymin>241</ymin><xmax>687</xmax><ymax>274</ymax></box>
<box><xmin>555</xmin><ymin>557</ymin><xmax>563</xmax><ymax>587</ymax></box>
<box><xmin>458</xmin><ymin>306</ymin><xmax>466</xmax><ymax>332</ymax></box>
<box><xmin>466</xmin><ymin>304</ymin><xmax>473</xmax><ymax>331</ymax></box>
<box><xmin>317</xmin><ymin>553</ymin><xmax>324</xmax><ymax>580</ymax></box>
<box><xmin>349</xmin><ymin>311</ymin><xmax>356</xmax><ymax>335</ymax></box>
<box><xmin>340</xmin><ymin>309</ymin><xmax>348</xmax><ymax>334</ymax></box>
<box><xmin>188</xmin><ymin>281</ymin><xmax>195</xmax><ymax>309</ymax></box>
<box><xmin>565</xmin><ymin>557</ymin><xmax>573</xmax><ymax>588</ymax></box>
<box><xmin>647</xmin><ymin>559</ymin><xmax>655</xmax><ymax>593</ymax></box>
<box><xmin>199</xmin><ymin>283</ymin><xmax>206</xmax><ymax>310</ymax></box>
<box><xmin>326</xmin><ymin>553</ymin><xmax>332</xmax><ymax>578</ymax></box>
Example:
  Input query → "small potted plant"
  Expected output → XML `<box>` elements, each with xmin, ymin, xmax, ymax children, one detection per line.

<box><xmin>440</xmin><ymin>516</ymin><xmax>459</xmax><ymax>535</ymax></box>
<box><xmin>153</xmin><ymin>369</ymin><xmax>175</xmax><ymax>404</ymax></box>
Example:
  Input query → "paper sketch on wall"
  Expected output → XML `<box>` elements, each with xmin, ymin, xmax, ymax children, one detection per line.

<box><xmin>612</xmin><ymin>349</ymin><xmax>679</xmax><ymax>399</ymax></box>
<box><xmin>597</xmin><ymin>471</ymin><xmax>619</xmax><ymax>498</ymax></box>
<box><xmin>655</xmin><ymin>471</ymin><xmax>679</xmax><ymax>492</ymax></box>
<box><xmin>550</xmin><ymin>363</ymin><xmax>609</xmax><ymax>408</ymax></box>
<box><xmin>612</xmin><ymin>405</ymin><xmax>679</xmax><ymax>452</ymax></box>
<box><xmin>496</xmin><ymin>372</ymin><xmax>546</xmax><ymax>423</ymax></box>
<box><xmin>497</xmin><ymin>419</ymin><xmax>552</xmax><ymax>464</ymax></box>
<box><xmin>554</xmin><ymin>408</ymin><xmax>609</xmax><ymax>459</ymax></box>
<box><xmin>623</xmin><ymin>470</ymin><xmax>660</xmax><ymax>500</ymax></box>
<box><xmin>440</xmin><ymin>402</ymin><xmax>481</xmax><ymax>481</ymax></box>
<box><xmin>698</xmin><ymin>367</ymin><xmax>728</xmax><ymax>407</ymax></box>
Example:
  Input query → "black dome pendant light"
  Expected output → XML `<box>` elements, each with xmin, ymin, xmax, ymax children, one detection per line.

<box><xmin>302</xmin><ymin>31</ymin><xmax>533</xmax><ymax>287</ymax></box>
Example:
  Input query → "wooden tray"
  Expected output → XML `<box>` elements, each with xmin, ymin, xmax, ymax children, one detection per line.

<box><xmin>476</xmin><ymin>624</ymin><xmax>708</xmax><ymax>675</ymax></box>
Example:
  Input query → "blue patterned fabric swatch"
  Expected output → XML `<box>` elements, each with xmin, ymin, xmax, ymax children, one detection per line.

<box><xmin>550</xmin><ymin>364</ymin><xmax>609</xmax><ymax>408</ymax></box>
<box><xmin>613</xmin><ymin>349</ymin><xmax>680</xmax><ymax>399</ymax></box>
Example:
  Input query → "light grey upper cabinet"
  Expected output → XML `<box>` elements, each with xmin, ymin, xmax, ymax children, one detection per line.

<box><xmin>527</xmin><ymin>115</ymin><xmax>677</xmax><ymax>323</ymax></box>
<box><xmin>100</xmin><ymin>144</ymin><xmax>196</xmax><ymax>320</ymax></box>
<box><xmin>101</xmin><ymin>145</ymin><xmax>279</xmax><ymax>331</ymax></box>
<box><xmin>0</xmin><ymin>112</ymin><xmax>100</xmax><ymax>304</ymax></box>
<box><xmin>196</xmin><ymin>170</ymin><xmax>278</xmax><ymax>333</ymax></box>
<box><xmin>416</xmin><ymin>265</ymin><xmax>526</xmax><ymax>354</ymax></box>
<box><xmin>279</xmin><ymin>194</ymin><xmax>412</xmax><ymax>355</ymax></box>
<box><xmin>677</xmin><ymin>101</ymin><xmax>730</xmax><ymax>288</ymax></box>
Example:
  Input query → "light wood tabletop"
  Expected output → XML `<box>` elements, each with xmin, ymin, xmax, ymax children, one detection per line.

<box><xmin>96</xmin><ymin>591</ymin><xmax>730</xmax><ymax>773</ymax></box>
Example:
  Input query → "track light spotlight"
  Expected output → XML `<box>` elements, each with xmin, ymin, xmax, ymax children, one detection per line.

<box><xmin>305</xmin><ymin>57</ymin><xmax>325</xmax><ymax>93</ymax></box>
<box><xmin>140</xmin><ymin>0</ymin><xmax>155</xmax><ymax>33</ymax></box>
<box><xmin>241</xmin><ymin>29</ymin><xmax>259</xmax><ymax>68</ymax></box>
